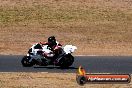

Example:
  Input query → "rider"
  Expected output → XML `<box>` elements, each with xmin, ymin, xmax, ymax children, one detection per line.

<box><xmin>28</xmin><ymin>36</ymin><xmax>62</xmax><ymax>64</ymax></box>
<box><xmin>40</xmin><ymin>36</ymin><xmax>62</xmax><ymax>58</ymax></box>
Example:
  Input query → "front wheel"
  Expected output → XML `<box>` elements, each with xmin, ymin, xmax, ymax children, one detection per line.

<box><xmin>21</xmin><ymin>56</ymin><xmax>33</xmax><ymax>67</ymax></box>
<box><xmin>59</xmin><ymin>54</ymin><xmax>74</xmax><ymax>68</ymax></box>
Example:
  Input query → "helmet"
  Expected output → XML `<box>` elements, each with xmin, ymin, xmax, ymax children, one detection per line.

<box><xmin>48</xmin><ymin>36</ymin><xmax>56</xmax><ymax>45</ymax></box>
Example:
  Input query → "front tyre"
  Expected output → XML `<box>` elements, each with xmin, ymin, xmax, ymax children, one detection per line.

<box><xmin>21</xmin><ymin>56</ymin><xmax>33</xmax><ymax>67</ymax></box>
<box><xmin>59</xmin><ymin>54</ymin><xmax>74</xmax><ymax>68</ymax></box>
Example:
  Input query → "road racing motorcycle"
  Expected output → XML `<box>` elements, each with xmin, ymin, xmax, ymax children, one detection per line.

<box><xmin>21</xmin><ymin>43</ymin><xmax>77</xmax><ymax>68</ymax></box>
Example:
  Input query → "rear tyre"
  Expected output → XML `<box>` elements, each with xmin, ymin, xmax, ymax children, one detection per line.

<box><xmin>21</xmin><ymin>56</ymin><xmax>33</xmax><ymax>67</ymax></box>
<box><xmin>59</xmin><ymin>54</ymin><xmax>74</xmax><ymax>68</ymax></box>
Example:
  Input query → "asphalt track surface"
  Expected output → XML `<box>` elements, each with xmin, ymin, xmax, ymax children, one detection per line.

<box><xmin>0</xmin><ymin>55</ymin><xmax>132</xmax><ymax>73</ymax></box>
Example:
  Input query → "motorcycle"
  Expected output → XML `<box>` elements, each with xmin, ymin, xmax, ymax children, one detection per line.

<box><xmin>21</xmin><ymin>43</ymin><xmax>77</xmax><ymax>68</ymax></box>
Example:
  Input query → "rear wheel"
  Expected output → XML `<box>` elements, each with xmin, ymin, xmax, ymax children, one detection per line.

<box><xmin>59</xmin><ymin>54</ymin><xmax>74</xmax><ymax>68</ymax></box>
<box><xmin>21</xmin><ymin>56</ymin><xmax>33</xmax><ymax>67</ymax></box>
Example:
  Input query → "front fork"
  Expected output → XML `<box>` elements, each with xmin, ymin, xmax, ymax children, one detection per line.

<box><xmin>26</xmin><ymin>54</ymin><xmax>33</xmax><ymax>62</ymax></box>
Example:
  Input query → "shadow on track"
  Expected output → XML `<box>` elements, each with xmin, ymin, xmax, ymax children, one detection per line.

<box><xmin>34</xmin><ymin>66</ymin><xmax>78</xmax><ymax>70</ymax></box>
<box><xmin>30</xmin><ymin>66</ymin><xmax>79</xmax><ymax>73</ymax></box>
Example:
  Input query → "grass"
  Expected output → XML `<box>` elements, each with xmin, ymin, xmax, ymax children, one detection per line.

<box><xmin>0</xmin><ymin>5</ymin><xmax>131</xmax><ymax>25</ymax></box>
<box><xmin>0</xmin><ymin>72</ymin><xmax>131</xmax><ymax>88</ymax></box>
<box><xmin>0</xmin><ymin>0</ymin><xmax>132</xmax><ymax>55</ymax></box>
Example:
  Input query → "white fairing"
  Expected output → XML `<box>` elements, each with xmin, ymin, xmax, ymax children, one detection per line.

<box><xmin>63</xmin><ymin>45</ymin><xmax>77</xmax><ymax>54</ymax></box>
<box><xmin>30</xmin><ymin>43</ymin><xmax>42</xmax><ymax>55</ymax></box>
<box><xmin>42</xmin><ymin>45</ymin><xmax>51</xmax><ymax>53</ymax></box>
<box><xmin>42</xmin><ymin>45</ymin><xmax>54</xmax><ymax>57</ymax></box>
<box><xmin>42</xmin><ymin>45</ymin><xmax>77</xmax><ymax>55</ymax></box>
<box><xmin>30</xmin><ymin>43</ymin><xmax>77</xmax><ymax>58</ymax></box>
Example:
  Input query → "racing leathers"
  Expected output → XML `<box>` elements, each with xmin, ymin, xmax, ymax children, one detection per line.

<box><xmin>40</xmin><ymin>41</ymin><xmax>62</xmax><ymax>58</ymax></box>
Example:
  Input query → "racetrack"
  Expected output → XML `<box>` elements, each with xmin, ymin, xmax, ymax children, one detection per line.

<box><xmin>0</xmin><ymin>55</ymin><xmax>132</xmax><ymax>73</ymax></box>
